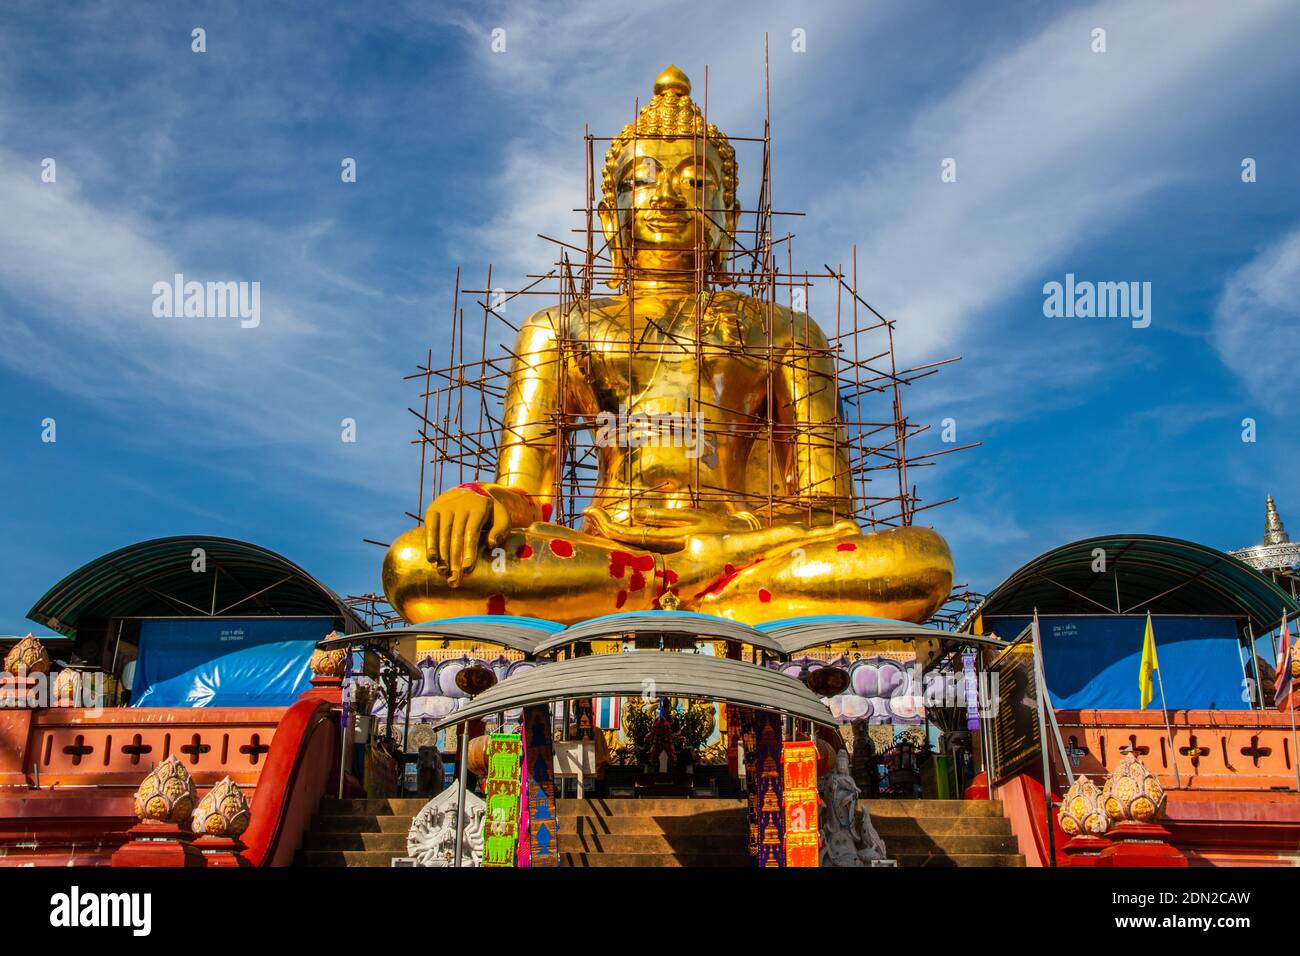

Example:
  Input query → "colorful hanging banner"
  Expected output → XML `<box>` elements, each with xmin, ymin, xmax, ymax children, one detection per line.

<box><xmin>750</xmin><ymin>709</ymin><xmax>785</xmax><ymax>867</ymax></box>
<box><xmin>482</xmin><ymin>732</ymin><xmax>522</xmax><ymax>867</ymax></box>
<box><xmin>782</xmin><ymin>740</ymin><xmax>819</xmax><ymax>867</ymax></box>
<box><xmin>522</xmin><ymin>704</ymin><xmax>559</xmax><ymax>866</ymax></box>
<box><xmin>516</xmin><ymin>738</ymin><xmax>531</xmax><ymax>868</ymax></box>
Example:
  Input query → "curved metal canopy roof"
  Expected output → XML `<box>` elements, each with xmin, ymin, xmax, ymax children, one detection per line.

<box><xmin>968</xmin><ymin>534</ymin><xmax>1300</xmax><ymax>636</ymax></box>
<box><xmin>317</xmin><ymin>615</ymin><xmax>563</xmax><ymax>656</ymax></box>
<box><xmin>426</xmin><ymin>650</ymin><xmax>836</xmax><ymax>730</ymax></box>
<box><xmin>533</xmin><ymin>610</ymin><xmax>784</xmax><ymax>657</ymax></box>
<box><xmin>756</xmin><ymin>615</ymin><xmax>1006</xmax><ymax>657</ymax></box>
<box><xmin>28</xmin><ymin>535</ymin><xmax>365</xmax><ymax>637</ymax></box>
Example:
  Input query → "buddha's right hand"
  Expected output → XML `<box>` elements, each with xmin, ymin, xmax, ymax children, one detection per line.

<box><xmin>423</xmin><ymin>483</ymin><xmax>539</xmax><ymax>586</ymax></box>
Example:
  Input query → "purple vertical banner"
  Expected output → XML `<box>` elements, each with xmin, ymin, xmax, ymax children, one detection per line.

<box><xmin>751</xmin><ymin>709</ymin><xmax>785</xmax><ymax>867</ymax></box>
<box><xmin>522</xmin><ymin>704</ymin><xmax>559</xmax><ymax>866</ymax></box>
<box><xmin>516</xmin><ymin>735</ymin><xmax>531</xmax><ymax>867</ymax></box>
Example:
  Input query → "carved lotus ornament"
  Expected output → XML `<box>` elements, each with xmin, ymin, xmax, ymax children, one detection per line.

<box><xmin>1100</xmin><ymin>751</ymin><xmax>1166</xmax><ymax>824</ymax></box>
<box><xmin>310</xmin><ymin>642</ymin><xmax>348</xmax><ymax>678</ymax></box>
<box><xmin>192</xmin><ymin>776</ymin><xmax>251</xmax><ymax>837</ymax></box>
<box><xmin>133</xmin><ymin>755</ymin><xmax>197</xmax><ymax>824</ymax></box>
<box><xmin>4</xmin><ymin>634</ymin><xmax>50</xmax><ymax>676</ymax></box>
<box><xmin>1058</xmin><ymin>774</ymin><xmax>1108</xmax><ymax>836</ymax></box>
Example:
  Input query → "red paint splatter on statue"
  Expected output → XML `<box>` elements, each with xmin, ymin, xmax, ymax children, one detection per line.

<box><xmin>549</xmin><ymin>539</ymin><xmax>574</xmax><ymax>558</ymax></box>
<box><xmin>516</xmin><ymin>543</ymin><xmax>534</xmax><ymax>560</ymax></box>
<box><xmin>610</xmin><ymin>551</ymin><xmax>656</xmax><ymax>579</ymax></box>
<box><xmin>487</xmin><ymin>593</ymin><xmax>507</xmax><ymax>615</ymax></box>
<box><xmin>758</xmin><ymin>588</ymin><xmax>773</xmax><ymax>603</ymax></box>
<box><xmin>540</xmin><ymin>503</ymin><xmax>553</xmax><ymax>522</ymax></box>
<box><xmin>615</xmin><ymin>590</ymin><xmax>628</xmax><ymax>609</ymax></box>
<box><xmin>836</xmin><ymin>542</ymin><xmax>857</xmax><ymax>552</ymax></box>
<box><xmin>458</xmin><ymin>482</ymin><xmax>490</xmax><ymax>497</ymax></box>
<box><xmin>629</xmin><ymin>571</ymin><xmax>647</xmax><ymax>592</ymax></box>
<box><xmin>695</xmin><ymin>558</ymin><xmax>762</xmax><ymax>599</ymax></box>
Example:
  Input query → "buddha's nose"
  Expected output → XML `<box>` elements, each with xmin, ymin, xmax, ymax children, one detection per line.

<box><xmin>654</xmin><ymin>176</ymin><xmax>685</xmax><ymax>206</ymax></box>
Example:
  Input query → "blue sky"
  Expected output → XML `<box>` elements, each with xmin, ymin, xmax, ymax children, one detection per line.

<box><xmin>1</xmin><ymin>0</ymin><xmax>1298</xmax><ymax>634</ymax></box>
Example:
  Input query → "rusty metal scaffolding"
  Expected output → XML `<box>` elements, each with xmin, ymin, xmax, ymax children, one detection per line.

<box><xmin>400</xmin><ymin>51</ymin><xmax>976</xmax><ymax>559</ymax></box>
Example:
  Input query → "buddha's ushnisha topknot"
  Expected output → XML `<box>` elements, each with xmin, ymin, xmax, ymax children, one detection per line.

<box><xmin>602</xmin><ymin>65</ymin><xmax>738</xmax><ymax>213</ymax></box>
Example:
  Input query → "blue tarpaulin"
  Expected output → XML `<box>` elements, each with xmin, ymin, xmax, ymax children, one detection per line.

<box><xmin>984</xmin><ymin>615</ymin><xmax>1247</xmax><ymax>710</ymax></box>
<box><xmin>131</xmin><ymin>618</ymin><xmax>331</xmax><ymax>708</ymax></box>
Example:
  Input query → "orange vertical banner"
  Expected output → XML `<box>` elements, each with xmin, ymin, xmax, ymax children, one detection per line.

<box><xmin>783</xmin><ymin>740</ymin><xmax>819</xmax><ymax>867</ymax></box>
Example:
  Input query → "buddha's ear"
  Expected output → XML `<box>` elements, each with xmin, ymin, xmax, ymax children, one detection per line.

<box><xmin>710</xmin><ymin>199</ymin><xmax>741</xmax><ymax>287</ymax></box>
<box><xmin>597</xmin><ymin>199</ymin><xmax>624</xmax><ymax>289</ymax></box>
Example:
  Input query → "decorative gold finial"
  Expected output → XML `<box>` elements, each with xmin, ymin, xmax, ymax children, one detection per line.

<box><xmin>3</xmin><ymin>634</ymin><xmax>50</xmax><ymax>676</ymax></box>
<box><xmin>659</xmin><ymin>591</ymin><xmax>681</xmax><ymax>611</ymax></box>
<box><xmin>133</xmin><ymin>755</ymin><xmax>197</xmax><ymax>824</ymax></box>
<box><xmin>654</xmin><ymin>64</ymin><xmax>691</xmax><ymax>97</ymax></box>
<box><xmin>1100</xmin><ymin>749</ymin><xmax>1166</xmax><ymax>824</ymax></box>
<box><xmin>192</xmin><ymin>776</ymin><xmax>251</xmax><ymax>837</ymax></box>
<box><xmin>310</xmin><ymin>636</ymin><xmax>348</xmax><ymax>678</ymax></box>
<box><xmin>1265</xmin><ymin>495</ymin><xmax>1289</xmax><ymax>546</ymax></box>
<box><xmin>1058</xmin><ymin>775</ymin><xmax>1108</xmax><ymax>836</ymax></box>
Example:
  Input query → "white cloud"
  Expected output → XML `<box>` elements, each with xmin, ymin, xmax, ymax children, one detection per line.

<box><xmin>1212</xmin><ymin>226</ymin><xmax>1300</xmax><ymax>413</ymax></box>
<box><xmin>0</xmin><ymin>146</ymin><xmax>408</xmax><ymax>497</ymax></box>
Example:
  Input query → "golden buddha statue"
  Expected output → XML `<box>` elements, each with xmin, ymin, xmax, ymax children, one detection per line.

<box><xmin>383</xmin><ymin>66</ymin><xmax>953</xmax><ymax>626</ymax></box>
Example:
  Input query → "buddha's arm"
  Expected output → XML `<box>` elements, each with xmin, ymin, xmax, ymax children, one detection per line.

<box><xmin>775</xmin><ymin>310</ymin><xmax>854</xmax><ymax>522</ymax></box>
<box><xmin>494</xmin><ymin>306</ymin><xmax>597</xmax><ymax>510</ymax></box>
<box><xmin>422</xmin><ymin>307</ymin><xmax>584</xmax><ymax>584</ymax></box>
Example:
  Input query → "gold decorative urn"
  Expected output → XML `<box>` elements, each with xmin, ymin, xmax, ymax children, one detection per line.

<box><xmin>1058</xmin><ymin>775</ymin><xmax>1108</xmax><ymax>836</ymax></box>
<box><xmin>132</xmin><ymin>754</ymin><xmax>198</xmax><ymax>824</ymax></box>
<box><xmin>192</xmin><ymin>776</ymin><xmax>251</xmax><ymax>837</ymax></box>
<box><xmin>1100</xmin><ymin>750</ymin><xmax>1166</xmax><ymax>824</ymax></box>
<box><xmin>3</xmin><ymin>634</ymin><xmax>50</xmax><ymax>676</ymax></box>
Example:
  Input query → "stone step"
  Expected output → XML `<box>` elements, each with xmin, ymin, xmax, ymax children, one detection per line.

<box><xmin>862</xmin><ymin>799</ymin><xmax>1005</xmax><ymax>817</ymax></box>
<box><xmin>556</xmin><ymin>833</ymin><xmax>747</xmax><ymax>855</ymax></box>
<box><xmin>312</xmin><ymin>814</ymin><xmax>414</xmax><ymax>834</ymax></box>
<box><xmin>892</xmin><ymin>852</ymin><xmax>1025</xmax><ymax>867</ymax></box>
<box><xmin>303</xmin><ymin>830</ymin><xmax>409</xmax><ymax>852</ymax></box>
<box><xmin>555</xmin><ymin>798</ymin><xmax>745</xmax><ymax>816</ymax></box>
<box><xmin>561</xmin><ymin>852</ymin><xmax>747</xmax><ymax>868</ymax></box>
<box><xmin>874</xmin><ymin>833</ymin><xmax>1020</xmax><ymax>855</ymax></box>
<box><xmin>318</xmin><ymin>798</ymin><xmax>429</xmax><ymax>816</ymax></box>
<box><xmin>871</xmin><ymin>815</ymin><xmax>1013</xmax><ymax>837</ymax></box>
<box><xmin>297</xmin><ymin>849</ymin><xmax>409</xmax><ymax>867</ymax></box>
<box><xmin>559</xmin><ymin>815</ymin><xmax>746</xmax><ymax>837</ymax></box>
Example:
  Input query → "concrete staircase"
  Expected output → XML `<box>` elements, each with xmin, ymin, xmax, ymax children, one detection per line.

<box><xmin>297</xmin><ymin>798</ymin><xmax>425</xmax><ymax>867</ymax></box>
<box><xmin>297</xmin><ymin>795</ymin><xmax>1023</xmax><ymax>867</ymax></box>
<box><xmin>559</xmin><ymin>798</ymin><xmax>748</xmax><ymax>867</ymax></box>
<box><xmin>865</xmin><ymin>799</ymin><xmax>1025</xmax><ymax>867</ymax></box>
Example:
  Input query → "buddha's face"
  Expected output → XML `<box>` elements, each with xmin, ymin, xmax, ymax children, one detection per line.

<box><xmin>600</xmin><ymin>136</ymin><xmax>737</xmax><ymax>282</ymax></box>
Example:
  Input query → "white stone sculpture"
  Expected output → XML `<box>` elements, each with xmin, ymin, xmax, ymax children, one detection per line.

<box><xmin>406</xmin><ymin>783</ymin><xmax>486</xmax><ymax>867</ymax></box>
<box><xmin>819</xmin><ymin>748</ymin><xmax>888</xmax><ymax>867</ymax></box>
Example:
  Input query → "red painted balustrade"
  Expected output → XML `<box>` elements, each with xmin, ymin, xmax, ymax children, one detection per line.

<box><xmin>0</xmin><ymin>683</ymin><xmax>342</xmax><ymax>867</ymax></box>
<box><xmin>989</xmin><ymin>709</ymin><xmax>1300</xmax><ymax>867</ymax></box>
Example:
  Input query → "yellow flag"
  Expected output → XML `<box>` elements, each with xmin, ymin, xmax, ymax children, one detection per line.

<box><xmin>1138</xmin><ymin>612</ymin><xmax>1158</xmax><ymax>710</ymax></box>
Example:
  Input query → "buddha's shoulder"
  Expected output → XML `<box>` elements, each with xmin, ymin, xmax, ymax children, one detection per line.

<box><xmin>707</xmin><ymin>291</ymin><xmax>830</xmax><ymax>343</ymax></box>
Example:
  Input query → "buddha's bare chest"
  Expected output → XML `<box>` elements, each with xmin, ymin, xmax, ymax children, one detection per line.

<box><xmin>577</xmin><ymin>307</ymin><xmax>768</xmax><ymax>412</ymax></box>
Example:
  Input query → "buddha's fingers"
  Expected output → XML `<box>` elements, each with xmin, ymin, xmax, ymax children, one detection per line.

<box><xmin>486</xmin><ymin>499</ymin><xmax>511</xmax><ymax>550</ymax></box>
<box><xmin>462</xmin><ymin>504</ymin><xmax>482</xmax><ymax>573</ymax></box>
<box><xmin>447</xmin><ymin>509</ymin><xmax>468</xmax><ymax>586</ymax></box>
<box><xmin>431</xmin><ymin>509</ymin><xmax>447</xmax><ymax>567</ymax></box>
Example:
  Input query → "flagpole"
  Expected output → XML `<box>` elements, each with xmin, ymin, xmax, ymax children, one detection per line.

<box><xmin>1148</xmin><ymin>612</ymin><xmax>1182</xmax><ymax>790</ymax></box>
<box><xmin>1031</xmin><ymin>611</ymin><xmax>1058</xmax><ymax>865</ymax></box>
<box><xmin>1278</xmin><ymin>609</ymin><xmax>1300</xmax><ymax>793</ymax></box>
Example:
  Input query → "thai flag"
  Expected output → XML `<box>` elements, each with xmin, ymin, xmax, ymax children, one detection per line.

<box><xmin>1275</xmin><ymin>612</ymin><xmax>1293</xmax><ymax>707</ymax></box>
<box><xmin>596</xmin><ymin>695</ymin><xmax>622</xmax><ymax>730</ymax></box>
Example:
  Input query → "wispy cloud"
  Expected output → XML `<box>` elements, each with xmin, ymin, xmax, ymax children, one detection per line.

<box><xmin>1212</xmin><ymin>225</ymin><xmax>1300</xmax><ymax>414</ymax></box>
